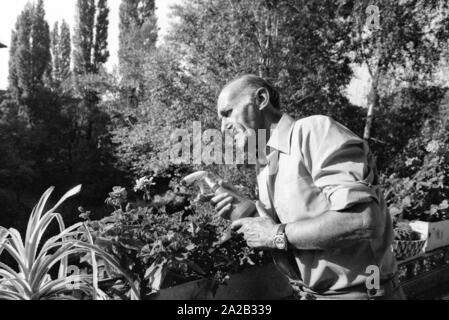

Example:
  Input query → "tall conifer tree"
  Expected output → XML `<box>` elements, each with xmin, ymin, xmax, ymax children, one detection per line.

<box><xmin>118</xmin><ymin>0</ymin><xmax>157</xmax><ymax>106</ymax></box>
<box><xmin>73</xmin><ymin>0</ymin><xmax>109</xmax><ymax>75</ymax></box>
<box><xmin>8</xmin><ymin>1</ymin><xmax>51</xmax><ymax>100</ymax></box>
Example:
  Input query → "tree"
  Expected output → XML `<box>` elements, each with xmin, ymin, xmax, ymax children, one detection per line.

<box><xmin>72</xmin><ymin>0</ymin><xmax>110</xmax><ymax>139</ymax></box>
<box><xmin>345</xmin><ymin>0</ymin><xmax>449</xmax><ymax>140</ymax></box>
<box><xmin>71</xmin><ymin>0</ymin><xmax>122</xmax><ymax>201</ymax></box>
<box><xmin>73</xmin><ymin>0</ymin><xmax>109</xmax><ymax>75</ymax></box>
<box><xmin>8</xmin><ymin>0</ymin><xmax>52</xmax><ymax>121</ymax></box>
<box><xmin>31</xmin><ymin>0</ymin><xmax>52</xmax><ymax>86</ymax></box>
<box><xmin>93</xmin><ymin>0</ymin><xmax>110</xmax><ymax>71</ymax></box>
<box><xmin>8</xmin><ymin>0</ymin><xmax>51</xmax><ymax>97</ymax></box>
<box><xmin>8</xmin><ymin>29</ymin><xmax>19</xmax><ymax>98</ymax></box>
<box><xmin>50</xmin><ymin>21</ymin><xmax>61</xmax><ymax>86</ymax></box>
<box><xmin>60</xmin><ymin>21</ymin><xmax>72</xmax><ymax>82</ymax></box>
<box><xmin>73</xmin><ymin>0</ymin><xmax>96</xmax><ymax>75</ymax></box>
<box><xmin>166</xmin><ymin>0</ymin><xmax>357</xmax><ymax>127</ymax></box>
<box><xmin>109</xmin><ymin>0</ymin><xmax>364</xmax><ymax>179</ymax></box>
<box><xmin>51</xmin><ymin>20</ymin><xmax>72</xmax><ymax>87</ymax></box>
<box><xmin>119</xmin><ymin>0</ymin><xmax>158</xmax><ymax>71</ymax></box>
<box><xmin>118</xmin><ymin>0</ymin><xmax>158</xmax><ymax>107</ymax></box>
<box><xmin>9</xmin><ymin>3</ymin><xmax>34</xmax><ymax>101</ymax></box>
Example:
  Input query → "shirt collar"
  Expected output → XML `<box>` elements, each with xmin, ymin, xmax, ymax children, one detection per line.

<box><xmin>267</xmin><ymin>114</ymin><xmax>296</xmax><ymax>155</ymax></box>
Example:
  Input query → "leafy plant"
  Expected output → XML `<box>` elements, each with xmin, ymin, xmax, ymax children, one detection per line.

<box><xmin>0</xmin><ymin>186</ymin><xmax>140</xmax><ymax>300</ymax></box>
<box><xmin>84</xmin><ymin>177</ymin><xmax>268</xmax><ymax>299</ymax></box>
<box><xmin>383</xmin><ymin>100</ymin><xmax>449</xmax><ymax>223</ymax></box>
<box><xmin>394</xmin><ymin>222</ymin><xmax>422</xmax><ymax>241</ymax></box>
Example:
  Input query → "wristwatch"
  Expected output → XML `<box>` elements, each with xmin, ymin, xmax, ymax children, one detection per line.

<box><xmin>273</xmin><ymin>224</ymin><xmax>289</xmax><ymax>251</ymax></box>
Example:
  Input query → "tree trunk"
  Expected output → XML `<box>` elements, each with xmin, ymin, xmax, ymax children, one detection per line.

<box><xmin>363</xmin><ymin>77</ymin><xmax>379</xmax><ymax>141</ymax></box>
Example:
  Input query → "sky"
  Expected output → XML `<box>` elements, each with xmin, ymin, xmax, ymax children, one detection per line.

<box><xmin>0</xmin><ymin>0</ymin><xmax>181</xmax><ymax>90</ymax></box>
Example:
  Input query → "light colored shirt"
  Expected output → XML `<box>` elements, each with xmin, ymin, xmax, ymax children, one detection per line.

<box><xmin>257</xmin><ymin>114</ymin><xmax>397</xmax><ymax>293</ymax></box>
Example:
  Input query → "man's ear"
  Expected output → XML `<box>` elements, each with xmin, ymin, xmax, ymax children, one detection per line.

<box><xmin>255</xmin><ymin>88</ymin><xmax>270</xmax><ymax>110</ymax></box>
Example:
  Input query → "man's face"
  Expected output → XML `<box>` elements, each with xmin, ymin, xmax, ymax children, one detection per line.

<box><xmin>217</xmin><ymin>83</ymin><xmax>263</xmax><ymax>151</ymax></box>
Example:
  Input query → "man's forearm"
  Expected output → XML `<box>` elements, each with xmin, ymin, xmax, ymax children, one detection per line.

<box><xmin>284</xmin><ymin>202</ymin><xmax>381</xmax><ymax>250</ymax></box>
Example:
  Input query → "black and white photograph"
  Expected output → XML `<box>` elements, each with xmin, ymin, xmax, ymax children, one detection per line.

<box><xmin>1</xmin><ymin>0</ymin><xmax>449</xmax><ymax>304</ymax></box>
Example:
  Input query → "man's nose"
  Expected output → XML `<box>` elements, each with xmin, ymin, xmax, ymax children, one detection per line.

<box><xmin>221</xmin><ymin>119</ymin><xmax>231</xmax><ymax>134</ymax></box>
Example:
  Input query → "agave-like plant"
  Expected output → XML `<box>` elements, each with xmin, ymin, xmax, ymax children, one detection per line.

<box><xmin>0</xmin><ymin>186</ymin><xmax>140</xmax><ymax>300</ymax></box>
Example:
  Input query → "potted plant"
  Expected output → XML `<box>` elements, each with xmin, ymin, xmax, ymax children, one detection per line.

<box><xmin>80</xmin><ymin>173</ymin><xmax>292</xmax><ymax>300</ymax></box>
<box><xmin>0</xmin><ymin>186</ymin><xmax>139</xmax><ymax>300</ymax></box>
<box><xmin>384</xmin><ymin>136</ymin><xmax>449</xmax><ymax>253</ymax></box>
<box><xmin>393</xmin><ymin>222</ymin><xmax>426</xmax><ymax>261</ymax></box>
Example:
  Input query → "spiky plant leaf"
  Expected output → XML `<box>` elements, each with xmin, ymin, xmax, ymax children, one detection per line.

<box><xmin>0</xmin><ymin>185</ymin><xmax>140</xmax><ymax>300</ymax></box>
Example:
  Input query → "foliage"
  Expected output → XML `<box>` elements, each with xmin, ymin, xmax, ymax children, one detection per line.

<box><xmin>382</xmin><ymin>92</ymin><xmax>449</xmax><ymax>223</ymax></box>
<box><xmin>168</xmin><ymin>0</ymin><xmax>356</xmax><ymax>121</ymax></box>
<box><xmin>8</xmin><ymin>0</ymin><xmax>51</xmax><ymax>103</ymax></box>
<box><xmin>3</xmin><ymin>1</ymin><xmax>449</xmax><ymax>299</ymax></box>
<box><xmin>73</xmin><ymin>0</ymin><xmax>109</xmax><ymax>75</ymax></box>
<box><xmin>348</xmin><ymin>0</ymin><xmax>448</xmax><ymax>83</ymax></box>
<box><xmin>82</xmin><ymin>175</ymin><xmax>268</xmax><ymax>299</ymax></box>
<box><xmin>0</xmin><ymin>98</ymin><xmax>36</xmax><ymax>203</ymax></box>
<box><xmin>50</xmin><ymin>20</ymin><xmax>71</xmax><ymax>88</ymax></box>
<box><xmin>371</xmin><ymin>87</ymin><xmax>446</xmax><ymax>173</ymax></box>
<box><xmin>345</xmin><ymin>0</ymin><xmax>449</xmax><ymax>139</ymax></box>
<box><xmin>0</xmin><ymin>186</ymin><xmax>139</xmax><ymax>300</ymax></box>
<box><xmin>118</xmin><ymin>0</ymin><xmax>158</xmax><ymax>108</ymax></box>
<box><xmin>93</xmin><ymin>0</ymin><xmax>110</xmax><ymax>69</ymax></box>
<box><xmin>109</xmin><ymin>0</ymin><xmax>367</xmax><ymax>192</ymax></box>
<box><xmin>1</xmin><ymin>1</ymin><xmax>121</xmax><ymax>222</ymax></box>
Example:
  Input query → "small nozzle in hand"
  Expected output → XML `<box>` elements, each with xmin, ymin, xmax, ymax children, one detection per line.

<box><xmin>182</xmin><ymin>171</ymin><xmax>255</xmax><ymax>221</ymax></box>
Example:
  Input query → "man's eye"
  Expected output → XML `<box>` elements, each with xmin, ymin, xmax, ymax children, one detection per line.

<box><xmin>221</xmin><ymin>110</ymin><xmax>231</xmax><ymax>118</ymax></box>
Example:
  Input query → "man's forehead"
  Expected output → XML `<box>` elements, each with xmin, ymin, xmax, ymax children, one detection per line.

<box><xmin>218</xmin><ymin>80</ymin><xmax>251</xmax><ymax>108</ymax></box>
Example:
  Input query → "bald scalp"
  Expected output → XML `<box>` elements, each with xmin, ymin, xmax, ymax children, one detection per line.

<box><xmin>221</xmin><ymin>74</ymin><xmax>281</xmax><ymax>110</ymax></box>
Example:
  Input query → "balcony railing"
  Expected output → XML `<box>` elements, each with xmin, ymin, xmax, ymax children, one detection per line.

<box><xmin>399</xmin><ymin>245</ymin><xmax>449</xmax><ymax>299</ymax></box>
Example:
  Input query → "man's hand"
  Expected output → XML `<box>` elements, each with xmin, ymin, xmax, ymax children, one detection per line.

<box><xmin>210</xmin><ymin>180</ymin><xmax>240</xmax><ymax>218</ymax></box>
<box><xmin>231</xmin><ymin>201</ymin><xmax>279</xmax><ymax>249</ymax></box>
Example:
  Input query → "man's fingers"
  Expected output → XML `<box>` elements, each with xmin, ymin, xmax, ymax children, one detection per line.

<box><xmin>215</xmin><ymin>197</ymin><xmax>234</xmax><ymax>212</ymax></box>
<box><xmin>231</xmin><ymin>218</ymin><xmax>252</xmax><ymax>231</ymax></box>
<box><xmin>218</xmin><ymin>180</ymin><xmax>238</xmax><ymax>193</ymax></box>
<box><xmin>211</xmin><ymin>193</ymin><xmax>230</xmax><ymax>205</ymax></box>
<box><xmin>231</xmin><ymin>219</ymin><xmax>245</xmax><ymax>231</ymax></box>
<box><xmin>217</xmin><ymin>203</ymin><xmax>232</xmax><ymax>219</ymax></box>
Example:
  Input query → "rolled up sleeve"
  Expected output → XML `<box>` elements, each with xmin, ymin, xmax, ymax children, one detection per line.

<box><xmin>300</xmin><ymin>116</ymin><xmax>379</xmax><ymax>212</ymax></box>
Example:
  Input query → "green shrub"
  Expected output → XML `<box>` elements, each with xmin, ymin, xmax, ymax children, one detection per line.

<box><xmin>0</xmin><ymin>186</ymin><xmax>139</xmax><ymax>300</ymax></box>
<box><xmin>82</xmin><ymin>174</ymin><xmax>268</xmax><ymax>299</ymax></box>
<box><xmin>382</xmin><ymin>91</ymin><xmax>449</xmax><ymax>223</ymax></box>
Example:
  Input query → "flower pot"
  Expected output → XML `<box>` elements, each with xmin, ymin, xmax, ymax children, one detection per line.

<box><xmin>213</xmin><ymin>263</ymin><xmax>292</xmax><ymax>300</ymax></box>
<box><xmin>409</xmin><ymin>220</ymin><xmax>449</xmax><ymax>252</ymax></box>
<box><xmin>153</xmin><ymin>263</ymin><xmax>293</xmax><ymax>300</ymax></box>
<box><xmin>393</xmin><ymin>239</ymin><xmax>426</xmax><ymax>260</ymax></box>
<box><xmin>154</xmin><ymin>278</ymin><xmax>216</xmax><ymax>300</ymax></box>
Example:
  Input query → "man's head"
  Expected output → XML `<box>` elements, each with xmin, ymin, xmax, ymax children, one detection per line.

<box><xmin>217</xmin><ymin>74</ymin><xmax>281</xmax><ymax>151</ymax></box>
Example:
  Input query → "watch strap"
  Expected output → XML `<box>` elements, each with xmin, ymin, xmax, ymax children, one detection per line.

<box><xmin>277</xmin><ymin>224</ymin><xmax>287</xmax><ymax>236</ymax></box>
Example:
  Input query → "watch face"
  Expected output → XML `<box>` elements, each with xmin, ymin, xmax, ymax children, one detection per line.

<box><xmin>274</xmin><ymin>235</ymin><xmax>287</xmax><ymax>250</ymax></box>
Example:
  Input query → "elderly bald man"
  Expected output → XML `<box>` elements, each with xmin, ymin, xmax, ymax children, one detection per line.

<box><xmin>211</xmin><ymin>74</ymin><xmax>405</xmax><ymax>300</ymax></box>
